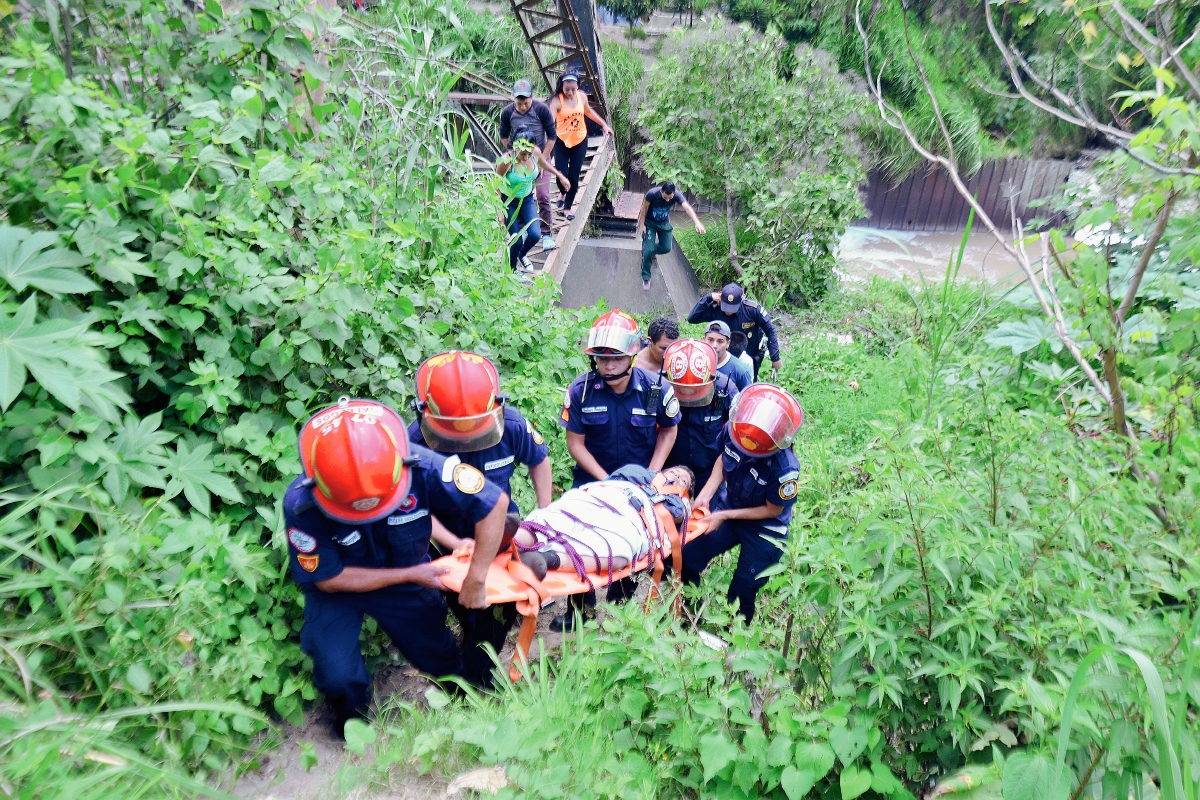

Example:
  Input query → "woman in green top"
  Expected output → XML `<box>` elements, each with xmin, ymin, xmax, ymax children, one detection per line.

<box><xmin>497</xmin><ymin>135</ymin><xmax>570</xmax><ymax>274</ymax></box>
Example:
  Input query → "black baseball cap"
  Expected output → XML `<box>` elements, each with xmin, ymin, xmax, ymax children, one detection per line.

<box><xmin>719</xmin><ymin>283</ymin><xmax>744</xmax><ymax>314</ymax></box>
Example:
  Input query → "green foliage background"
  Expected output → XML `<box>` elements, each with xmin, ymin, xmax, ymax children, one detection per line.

<box><xmin>0</xmin><ymin>0</ymin><xmax>593</xmax><ymax>791</ymax></box>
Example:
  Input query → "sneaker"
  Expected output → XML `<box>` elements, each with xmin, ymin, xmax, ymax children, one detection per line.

<box><xmin>556</xmin><ymin>199</ymin><xmax>565</xmax><ymax>209</ymax></box>
<box><xmin>541</xmin><ymin>235</ymin><xmax>557</xmax><ymax>251</ymax></box>
<box><xmin>642</xmin><ymin>280</ymin><xmax>651</xmax><ymax>291</ymax></box>
<box><xmin>519</xmin><ymin>256</ymin><xmax>536</xmax><ymax>273</ymax></box>
<box><xmin>565</xmin><ymin>211</ymin><xmax>575</xmax><ymax>221</ymax></box>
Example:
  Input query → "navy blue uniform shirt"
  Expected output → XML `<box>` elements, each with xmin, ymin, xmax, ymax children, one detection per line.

<box><xmin>714</xmin><ymin>426</ymin><xmax>800</xmax><ymax>534</ymax></box>
<box><xmin>283</xmin><ymin>443</ymin><xmax>505</xmax><ymax>592</ymax></box>
<box><xmin>667</xmin><ymin>371</ymin><xmax>738</xmax><ymax>476</ymax></box>
<box><xmin>559</xmin><ymin>366</ymin><xmax>682</xmax><ymax>486</ymax></box>
<box><xmin>688</xmin><ymin>296</ymin><xmax>781</xmax><ymax>362</ymax></box>
<box><xmin>715</xmin><ymin>355</ymin><xmax>753</xmax><ymax>391</ymax></box>
<box><xmin>407</xmin><ymin>407</ymin><xmax>548</xmax><ymax>537</ymax></box>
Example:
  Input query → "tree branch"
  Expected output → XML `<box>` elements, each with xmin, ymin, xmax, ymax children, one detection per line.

<box><xmin>855</xmin><ymin>0</ymin><xmax>1113</xmax><ymax>406</ymax></box>
<box><xmin>1115</xmin><ymin>188</ymin><xmax>1179</xmax><ymax>327</ymax></box>
<box><xmin>984</xmin><ymin>0</ymin><xmax>1200</xmax><ymax>176</ymax></box>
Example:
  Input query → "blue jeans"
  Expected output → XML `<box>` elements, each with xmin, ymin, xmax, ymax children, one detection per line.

<box><xmin>507</xmin><ymin>194</ymin><xmax>541</xmax><ymax>270</ymax></box>
<box><xmin>681</xmin><ymin>517</ymin><xmax>786</xmax><ymax>623</ymax></box>
<box><xmin>300</xmin><ymin>586</ymin><xmax>462</xmax><ymax>724</ymax></box>
<box><xmin>641</xmin><ymin>223</ymin><xmax>673</xmax><ymax>281</ymax></box>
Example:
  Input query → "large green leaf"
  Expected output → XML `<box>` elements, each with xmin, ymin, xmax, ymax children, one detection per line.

<box><xmin>164</xmin><ymin>441</ymin><xmax>244</xmax><ymax>516</ymax></box>
<box><xmin>0</xmin><ymin>296</ymin><xmax>125</xmax><ymax>418</ymax></box>
<box><xmin>699</xmin><ymin>731</ymin><xmax>738</xmax><ymax>782</ymax></box>
<box><xmin>0</xmin><ymin>225</ymin><xmax>99</xmax><ymax>295</ymax></box>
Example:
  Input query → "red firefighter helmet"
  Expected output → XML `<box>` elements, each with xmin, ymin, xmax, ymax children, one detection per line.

<box><xmin>662</xmin><ymin>339</ymin><xmax>717</xmax><ymax>407</ymax></box>
<box><xmin>298</xmin><ymin>398</ymin><xmax>412</xmax><ymax>523</ymax></box>
<box><xmin>414</xmin><ymin>351</ymin><xmax>505</xmax><ymax>453</ymax></box>
<box><xmin>727</xmin><ymin>384</ymin><xmax>804</xmax><ymax>457</ymax></box>
<box><xmin>583</xmin><ymin>309</ymin><xmax>642</xmax><ymax>356</ymax></box>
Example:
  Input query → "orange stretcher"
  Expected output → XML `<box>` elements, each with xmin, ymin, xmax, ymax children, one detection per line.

<box><xmin>434</xmin><ymin>476</ymin><xmax>710</xmax><ymax>681</ymax></box>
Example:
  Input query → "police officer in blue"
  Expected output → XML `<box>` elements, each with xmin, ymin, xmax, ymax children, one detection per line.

<box><xmin>554</xmin><ymin>309</ymin><xmax>683</xmax><ymax>629</ymax></box>
<box><xmin>658</xmin><ymin>338</ymin><xmax>740</xmax><ymax>490</ymax></box>
<box><xmin>682</xmin><ymin>384</ymin><xmax>804</xmax><ymax>622</ymax></box>
<box><xmin>284</xmin><ymin>398</ymin><xmax>508</xmax><ymax>734</ymax></box>
<box><xmin>406</xmin><ymin>351</ymin><xmax>551</xmax><ymax>686</ymax></box>
<box><xmin>687</xmin><ymin>282</ymin><xmax>782</xmax><ymax>380</ymax></box>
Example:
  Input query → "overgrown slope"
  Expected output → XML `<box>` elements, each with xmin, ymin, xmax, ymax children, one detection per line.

<box><xmin>0</xmin><ymin>0</ymin><xmax>590</xmax><ymax>793</ymax></box>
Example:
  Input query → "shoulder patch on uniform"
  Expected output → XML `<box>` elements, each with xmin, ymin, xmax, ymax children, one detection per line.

<box><xmin>745</xmin><ymin>299</ymin><xmax>760</xmax><ymax>308</ymax></box>
<box><xmin>297</xmin><ymin>554</ymin><xmax>319</xmax><ymax>572</ymax></box>
<box><xmin>778</xmin><ymin>470</ymin><xmax>800</xmax><ymax>483</ymax></box>
<box><xmin>441</xmin><ymin>454</ymin><xmax>462</xmax><ymax>483</ymax></box>
<box><xmin>665</xmin><ymin>396</ymin><xmax>680</xmax><ymax>417</ymax></box>
<box><xmin>288</xmin><ymin>527</ymin><xmax>317</xmax><ymax>554</ymax></box>
<box><xmin>779</xmin><ymin>480</ymin><xmax>798</xmax><ymax>501</ymax></box>
<box><xmin>453</xmin><ymin>463</ymin><xmax>486</xmax><ymax>495</ymax></box>
<box><xmin>532</xmin><ymin>427</ymin><xmax>544</xmax><ymax>445</ymax></box>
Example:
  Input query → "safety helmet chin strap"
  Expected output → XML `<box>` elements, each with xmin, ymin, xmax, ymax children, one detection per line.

<box><xmin>601</xmin><ymin>365</ymin><xmax>632</xmax><ymax>383</ymax></box>
<box><xmin>587</xmin><ymin>354</ymin><xmax>633</xmax><ymax>384</ymax></box>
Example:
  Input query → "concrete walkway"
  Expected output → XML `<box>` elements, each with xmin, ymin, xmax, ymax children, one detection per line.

<box><xmin>559</xmin><ymin>235</ymin><xmax>700</xmax><ymax>317</ymax></box>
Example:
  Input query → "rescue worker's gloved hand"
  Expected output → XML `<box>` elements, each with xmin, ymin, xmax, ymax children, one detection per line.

<box><xmin>606</xmin><ymin>464</ymin><xmax>655</xmax><ymax>488</ymax></box>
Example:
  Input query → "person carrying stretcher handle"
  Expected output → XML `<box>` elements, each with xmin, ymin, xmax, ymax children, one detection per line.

<box><xmin>682</xmin><ymin>383</ymin><xmax>805</xmax><ymax>623</ymax></box>
<box><xmin>283</xmin><ymin>398</ymin><xmax>508</xmax><ymax>736</ymax></box>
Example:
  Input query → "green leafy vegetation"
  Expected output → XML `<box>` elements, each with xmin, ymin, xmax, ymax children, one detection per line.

<box><xmin>639</xmin><ymin>22</ymin><xmax>865</xmax><ymax>306</ymax></box>
<box><xmin>5</xmin><ymin>0</ymin><xmax>1199</xmax><ymax>797</ymax></box>
<box><xmin>341</xmin><ymin>266</ymin><xmax>1198</xmax><ymax>797</ymax></box>
<box><xmin>0</xmin><ymin>0</ymin><xmax>592</xmax><ymax>791</ymax></box>
<box><xmin>726</xmin><ymin>0</ymin><xmax>1123</xmax><ymax>174</ymax></box>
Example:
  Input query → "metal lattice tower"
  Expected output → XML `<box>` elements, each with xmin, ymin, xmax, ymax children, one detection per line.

<box><xmin>507</xmin><ymin>0</ymin><xmax>608</xmax><ymax>119</ymax></box>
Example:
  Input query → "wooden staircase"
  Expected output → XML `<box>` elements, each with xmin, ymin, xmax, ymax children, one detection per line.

<box><xmin>526</xmin><ymin>134</ymin><xmax>614</xmax><ymax>280</ymax></box>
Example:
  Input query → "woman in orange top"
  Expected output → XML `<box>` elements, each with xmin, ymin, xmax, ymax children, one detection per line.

<box><xmin>547</xmin><ymin>73</ymin><xmax>612</xmax><ymax>220</ymax></box>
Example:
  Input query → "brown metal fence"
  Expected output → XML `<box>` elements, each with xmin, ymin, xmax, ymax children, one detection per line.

<box><xmin>858</xmin><ymin>159</ymin><xmax>1076</xmax><ymax>232</ymax></box>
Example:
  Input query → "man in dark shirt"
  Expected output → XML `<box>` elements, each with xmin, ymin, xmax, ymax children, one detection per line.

<box><xmin>500</xmin><ymin>78</ymin><xmax>558</xmax><ymax>253</ymax></box>
<box><xmin>635</xmin><ymin>182</ymin><xmax>706</xmax><ymax>291</ymax></box>
<box><xmin>688</xmin><ymin>282</ymin><xmax>781</xmax><ymax>379</ymax></box>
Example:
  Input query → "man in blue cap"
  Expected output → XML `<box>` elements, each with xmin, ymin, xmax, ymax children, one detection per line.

<box><xmin>688</xmin><ymin>283</ymin><xmax>781</xmax><ymax>379</ymax></box>
<box><xmin>500</xmin><ymin>78</ymin><xmax>558</xmax><ymax>253</ymax></box>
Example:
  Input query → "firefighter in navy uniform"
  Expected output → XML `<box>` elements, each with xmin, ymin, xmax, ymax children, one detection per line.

<box><xmin>406</xmin><ymin>351</ymin><xmax>552</xmax><ymax>687</ymax></box>
<box><xmin>554</xmin><ymin>309</ymin><xmax>683</xmax><ymax>630</ymax></box>
<box><xmin>687</xmin><ymin>282</ymin><xmax>782</xmax><ymax>380</ymax></box>
<box><xmin>659</xmin><ymin>338</ymin><xmax>739</xmax><ymax>489</ymax></box>
<box><xmin>682</xmin><ymin>384</ymin><xmax>804</xmax><ymax>623</ymax></box>
<box><xmin>283</xmin><ymin>398</ymin><xmax>508</xmax><ymax>734</ymax></box>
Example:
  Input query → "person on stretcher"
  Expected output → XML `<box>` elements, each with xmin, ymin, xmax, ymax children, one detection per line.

<box><xmin>433</xmin><ymin>465</ymin><xmax>693</xmax><ymax>578</ymax></box>
<box><xmin>508</xmin><ymin>464</ymin><xmax>694</xmax><ymax>578</ymax></box>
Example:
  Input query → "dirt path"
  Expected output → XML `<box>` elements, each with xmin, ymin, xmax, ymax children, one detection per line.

<box><xmin>232</xmin><ymin>597</ymin><xmax>577</xmax><ymax>799</ymax></box>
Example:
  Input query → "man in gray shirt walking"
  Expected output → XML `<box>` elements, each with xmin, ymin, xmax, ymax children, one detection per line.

<box><xmin>500</xmin><ymin>79</ymin><xmax>559</xmax><ymax>253</ymax></box>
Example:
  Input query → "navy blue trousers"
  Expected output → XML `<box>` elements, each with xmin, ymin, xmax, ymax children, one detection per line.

<box><xmin>445</xmin><ymin>592</ymin><xmax>519</xmax><ymax>688</ymax></box>
<box><xmin>680</xmin><ymin>518</ymin><xmax>786</xmax><ymax>623</ymax></box>
<box><xmin>300</xmin><ymin>587</ymin><xmax>461</xmax><ymax>723</ymax></box>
